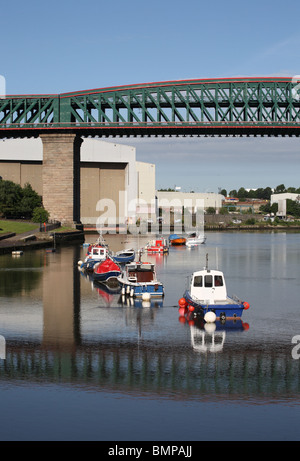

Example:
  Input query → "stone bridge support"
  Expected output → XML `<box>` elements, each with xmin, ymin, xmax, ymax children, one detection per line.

<box><xmin>40</xmin><ymin>133</ymin><xmax>82</xmax><ymax>226</ymax></box>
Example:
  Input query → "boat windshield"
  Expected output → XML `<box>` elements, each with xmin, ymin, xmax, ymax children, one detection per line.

<box><xmin>193</xmin><ymin>274</ymin><xmax>224</xmax><ymax>288</ymax></box>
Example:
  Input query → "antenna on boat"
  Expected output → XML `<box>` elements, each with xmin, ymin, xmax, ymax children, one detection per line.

<box><xmin>205</xmin><ymin>253</ymin><xmax>208</xmax><ymax>270</ymax></box>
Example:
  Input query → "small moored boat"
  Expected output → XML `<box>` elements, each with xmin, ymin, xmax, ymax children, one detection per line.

<box><xmin>118</xmin><ymin>260</ymin><xmax>164</xmax><ymax>298</ymax></box>
<box><xmin>145</xmin><ymin>237</ymin><xmax>169</xmax><ymax>254</ymax></box>
<box><xmin>93</xmin><ymin>257</ymin><xmax>122</xmax><ymax>283</ymax></box>
<box><xmin>111</xmin><ymin>248</ymin><xmax>135</xmax><ymax>264</ymax></box>
<box><xmin>186</xmin><ymin>232</ymin><xmax>206</xmax><ymax>247</ymax></box>
<box><xmin>178</xmin><ymin>255</ymin><xmax>249</xmax><ymax>321</ymax></box>
<box><xmin>79</xmin><ymin>245</ymin><xmax>110</xmax><ymax>272</ymax></box>
<box><xmin>169</xmin><ymin>234</ymin><xmax>186</xmax><ymax>246</ymax></box>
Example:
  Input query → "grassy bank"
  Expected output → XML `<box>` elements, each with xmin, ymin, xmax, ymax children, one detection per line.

<box><xmin>0</xmin><ymin>220</ymin><xmax>38</xmax><ymax>235</ymax></box>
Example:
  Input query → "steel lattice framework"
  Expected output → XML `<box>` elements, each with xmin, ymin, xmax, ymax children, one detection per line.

<box><xmin>1</xmin><ymin>77</ymin><xmax>300</xmax><ymax>138</ymax></box>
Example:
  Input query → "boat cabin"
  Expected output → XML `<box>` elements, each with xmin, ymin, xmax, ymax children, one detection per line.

<box><xmin>126</xmin><ymin>262</ymin><xmax>156</xmax><ymax>283</ymax></box>
<box><xmin>190</xmin><ymin>269</ymin><xmax>227</xmax><ymax>304</ymax></box>
<box><xmin>89</xmin><ymin>246</ymin><xmax>108</xmax><ymax>260</ymax></box>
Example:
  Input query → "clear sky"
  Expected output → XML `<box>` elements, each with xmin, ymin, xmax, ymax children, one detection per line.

<box><xmin>2</xmin><ymin>0</ymin><xmax>300</xmax><ymax>193</ymax></box>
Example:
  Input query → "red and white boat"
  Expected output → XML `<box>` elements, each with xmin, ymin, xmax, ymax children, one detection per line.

<box><xmin>145</xmin><ymin>238</ymin><xmax>169</xmax><ymax>254</ymax></box>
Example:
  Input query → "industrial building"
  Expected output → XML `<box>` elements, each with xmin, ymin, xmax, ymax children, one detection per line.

<box><xmin>0</xmin><ymin>138</ymin><xmax>155</xmax><ymax>226</ymax></box>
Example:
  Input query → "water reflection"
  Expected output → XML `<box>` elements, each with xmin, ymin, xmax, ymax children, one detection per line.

<box><xmin>1</xmin><ymin>233</ymin><xmax>300</xmax><ymax>403</ymax></box>
<box><xmin>179</xmin><ymin>315</ymin><xmax>249</xmax><ymax>353</ymax></box>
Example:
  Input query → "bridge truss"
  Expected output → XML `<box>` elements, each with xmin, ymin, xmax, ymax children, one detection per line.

<box><xmin>1</xmin><ymin>77</ymin><xmax>300</xmax><ymax>137</ymax></box>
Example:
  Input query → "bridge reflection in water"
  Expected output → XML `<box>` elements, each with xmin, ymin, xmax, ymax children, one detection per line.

<box><xmin>0</xmin><ymin>245</ymin><xmax>300</xmax><ymax>402</ymax></box>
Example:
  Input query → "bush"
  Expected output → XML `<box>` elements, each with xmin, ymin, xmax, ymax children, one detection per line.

<box><xmin>32</xmin><ymin>207</ymin><xmax>50</xmax><ymax>223</ymax></box>
<box><xmin>245</xmin><ymin>218</ymin><xmax>256</xmax><ymax>225</ymax></box>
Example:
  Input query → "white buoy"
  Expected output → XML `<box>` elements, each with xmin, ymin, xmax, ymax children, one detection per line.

<box><xmin>204</xmin><ymin>322</ymin><xmax>216</xmax><ymax>333</ymax></box>
<box><xmin>142</xmin><ymin>292</ymin><xmax>151</xmax><ymax>301</ymax></box>
<box><xmin>204</xmin><ymin>311</ymin><xmax>216</xmax><ymax>323</ymax></box>
<box><xmin>142</xmin><ymin>301</ymin><xmax>151</xmax><ymax>308</ymax></box>
<box><xmin>121</xmin><ymin>287</ymin><xmax>125</xmax><ymax>295</ymax></box>
<box><xmin>78</xmin><ymin>260</ymin><xmax>82</xmax><ymax>265</ymax></box>
<box><xmin>130</xmin><ymin>288</ymin><xmax>134</xmax><ymax>297</ymax></box>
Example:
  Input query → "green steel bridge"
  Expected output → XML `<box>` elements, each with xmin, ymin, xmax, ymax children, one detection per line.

<box><xmin>1</xmin><ymin>76</ymin><xmax>300</xmax><ymax>138</ymax></box>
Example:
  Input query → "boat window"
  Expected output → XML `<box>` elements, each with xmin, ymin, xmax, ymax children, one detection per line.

<box><xmin>204</xmin><ymin>275</ymin><xmax>213</xmax><ymax>287</ymax></box>
<box><xmin>214</xmin><ymin>275</ymin><xmax>223</xmax><ymax>287</ymax></box>
<box><xmin>193</xmin><ymin>276</ymin><xmax>202</xmax><ymax>287</ymax></box>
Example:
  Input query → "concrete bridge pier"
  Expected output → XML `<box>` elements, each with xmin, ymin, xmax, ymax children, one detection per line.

<box><xmin>40</xmin><ymin>133</ymin><xmax>82</xmax><ymax>227</ymax></box>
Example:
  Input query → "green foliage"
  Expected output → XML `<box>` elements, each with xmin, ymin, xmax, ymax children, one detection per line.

<box><xmin>32</xmin><ymin>207</ymin><xmax>50</xmax><ymax>223</ymax></box>
<box><xmin>0</xmin><ymin>179</ymin><xmax>45</xmax><ymax>219</ymax></box>
<box><xmin>286</xmin><ymin>199</ymin><xmax>300</xmax><ymax>218</ymax></box>
<box><xmin>259</xmin><ymin>202</ymin><xmax>278</xmax><ymax>214</ymax></box>
<box><xmin>245</xmin><ymin>218</ymin><xmax>256</xmax><ymax>225</ymax></box>
<box><xmin>219</xmin><ymin>207</ymin><xmax>229</xmax><ymax>215</ymax></box>
<box><xmin>206</xmin><ymin>207</ymin><xmax>216</xmax><ymax>214</ymax></box>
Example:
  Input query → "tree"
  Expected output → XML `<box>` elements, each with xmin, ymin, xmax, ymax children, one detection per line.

<box><xmin>19</xmin><ymin>183</ymin><xmax>42</xmax><ymax>219</ymax></box>
<box><xmin>206</xmin><ymin>207</ymin><xmax>216</xmax><ymax>214</ymax></box>
<box><xmin>274</xmin><ymin>184</ymin><xmax>286</xmax><ymax>194</ymax></box>
<box><xmin>286</xmin><ymin>199</ymin><xmax>300</xmax><ymax>218</ymax></box>
<box><xmin>0</xmin><ymin>179</ymin><xmax>44</xmax><ymax>219</ymax></box>
<box><xmin>32</xmin><ymin>207</ymin><xmax>50</xmax><ymax>223</ymax></box>
<box><xmin>0</xmin><ymin>180</ymin><xmax>23</xmax><ymax>218</ymax></box>
<box><xmin>237</xmin><ymin>187</ymin><xmax>247</xmax><ymax>200</ymax></box>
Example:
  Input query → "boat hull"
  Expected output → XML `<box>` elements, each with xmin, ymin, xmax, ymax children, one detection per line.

<box><xmin>183</xmin><ymin>290</ymin><xmax>245</xmax><ymax>319</ymax></box>
<box><xmin>93</xmin><ymin>270</ymin><xmax>121</xmax><ymax>282</ymax></box>
<box><xmin>146</xmin><ymin>246</ymin><xmax>169</xmax><ymax>254</ymax></box>
<box><xmin>186</xmin><ymin>237</ymin><xmax>206</xmax><ymax>246</ymax></box>
<box><xmin>112</xmin><ymin>255</ymin><xmax>135</xmax><ymax>264</ymax></box>
<box><xmin>119</xmin><ymin>280</ymin><xmax>164</xmax><ymax>298</ymax></box>
<box><xmin>170</xmin><ymin>238</ymin><xmax>186</xmax><ymax>246</ymax></box>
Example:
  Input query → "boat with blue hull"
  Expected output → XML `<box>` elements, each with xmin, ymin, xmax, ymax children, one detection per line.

<box><xmin>179</xmin><ymin>255</ymin><xmax>249</xmax><ymax>321</ymax></box>
<box><xmin>111</xmin><ymin>248</ymin><xmax>135</xmax><ymax>264</ymax></box>
<box><xmin>118</xmin><ymin>261</ymin><xmax>164</xmax><ymax>298</ymax></box>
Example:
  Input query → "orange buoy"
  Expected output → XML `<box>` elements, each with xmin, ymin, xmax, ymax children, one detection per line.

<box><xmin>243</xmin><ymin>302</ymin><xmax>250</xmax><ymax>310</ymax></box>
<box><xmin>242</xmin><ymin>322</ymin><xmax>250</xmax><ymax>331</ymax></box>
<box><xmin>178</xmin><ymin>297</ymin><xmax>187</xmax><ymax>307</ymax></box>
<box><xmin>188</xmin><ymin>305</ymin><xmax>195</xmax><ymax>312</ymax></box>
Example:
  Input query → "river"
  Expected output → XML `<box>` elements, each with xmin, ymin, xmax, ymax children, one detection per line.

<box><xmin>0</xmin><ymin>230</ymin><xmax>300</xmax><ymax>441</ymax></box>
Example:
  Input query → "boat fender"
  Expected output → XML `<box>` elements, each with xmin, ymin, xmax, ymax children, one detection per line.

<box><xmin>178</xmin><ymin>298</ymin><xmax>187</xmax><ymax>308</ymax></box>
<box><xmin>243</xmin><ymin>302</ymin><xmax>250</xmax><ymax>310</ymax></box>
<box><xmin>204</xmin><ymin>311</ymin><xmax>216</xmax><ymax>323</ymax></box>
<box><xmin>188</xmin><ymin>305</ymin><xmax>195</xmax><ymax>312</ymax></box>
<box><xmin>142</xmin><ymin>293</ymin><xmax>151</xmax><ymax>301</ymax></box>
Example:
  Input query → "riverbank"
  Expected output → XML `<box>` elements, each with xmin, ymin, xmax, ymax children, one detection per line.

<box><xmin>0</xmin><ymin>228</ymin><xmax>85</xmax><ymax>255</ymax></box>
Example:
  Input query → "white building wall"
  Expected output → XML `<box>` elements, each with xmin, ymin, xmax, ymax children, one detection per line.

<box><xmin>271</xmin><ymin>193</ymin><xmax>300</xmax><ymax>205</ymax></box>
<box><xmin>156</xmin><ymin>191</ymin><xmax>225</xmax><ymax>211</ymax></box>
<box><xmin>135</xmin><ymin>161</ymin><xmax>156</xmax><ymax>217</ymax></box>
<box><xmin>81</xmin><ymin>138</ymin><xmax>138</xmax><ymax>222</ymax></box>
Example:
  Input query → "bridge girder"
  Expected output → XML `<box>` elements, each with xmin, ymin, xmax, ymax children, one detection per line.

<box><xmin>0</xmin><ymin>77</ymin><xmax>300</xmax><ymax>138</ymax></box>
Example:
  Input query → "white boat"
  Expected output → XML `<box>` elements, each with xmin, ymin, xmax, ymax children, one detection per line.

<box><xmin>186</xmin><ymin>233</ymin><xmax>206</xmax><ymax>247</ymax></box>
<box><xmin>179</xmin><ymin>254</ymin><xmax>250</xmax><ymax>320</ymax></box>
<box><xmin>118</xmin><ymin>260</ymin><xmax>164</xmax><ymax>298</ymax></box>
<box><xmin>79</xmin><ymin>245</ymin><xmax>110</xmax><ymax>272</ymax></box>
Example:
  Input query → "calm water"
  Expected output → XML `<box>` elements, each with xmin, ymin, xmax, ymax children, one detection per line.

<box><xmin>0</xmin><ymin>231</ymin><xmax>300</xmax><ymax>441</ymax></box>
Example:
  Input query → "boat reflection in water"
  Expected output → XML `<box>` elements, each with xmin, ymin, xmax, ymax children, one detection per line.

<box><xmin>179</xmin><ymin>313</ymin><xmax>250</xmax><ymax>353</ymax></box>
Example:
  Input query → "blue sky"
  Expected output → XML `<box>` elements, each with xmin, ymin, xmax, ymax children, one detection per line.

<box><xmin>2</xmin><ymin>0</ymin><xmax>300</xmax><ymax>193</ymax></box>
